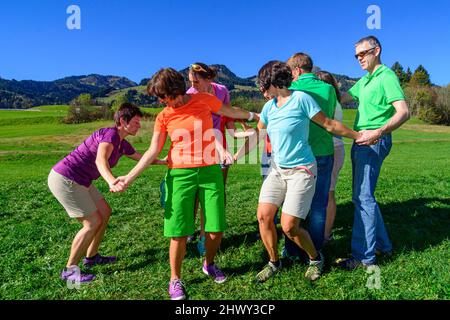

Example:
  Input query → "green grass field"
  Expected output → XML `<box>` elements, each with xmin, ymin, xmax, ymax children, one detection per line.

<box><xmin>0</xmin><ymin>107</ymin><xmax>449</xmax><ymax>300</ymax></box>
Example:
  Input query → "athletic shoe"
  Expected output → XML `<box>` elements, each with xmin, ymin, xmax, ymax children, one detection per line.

<box><xmin>305</xmin><ymin>251</ymin><xmax>324</xmax><ymax>281</ymax></box>
<box><xmin>168</xmin><ymin>279</ymin><xmax>186</xmax><ymax>300</ymax></box>
<box><xmin>83</xmin><ymin>253</ymin><xmax>116</xmax><ymax>267</ymax></box>
<box><xmin>255</xmin><ymin>261</ymin><xmax>281</xmax><ymax>283</ymax></box>
<box><xmin>335</xmin><ymin>257</ymin><xmax>374</xmax><ymax>271</ymax></box>
<box><xmin>60</xmin><ymin>267</ymin><xmax>95</xmax><ymax>283</ymax></box>
<box><xmin>202</xmin><ymin>262</ymin><xmax>227</xmax><ymax>283</ymax></box>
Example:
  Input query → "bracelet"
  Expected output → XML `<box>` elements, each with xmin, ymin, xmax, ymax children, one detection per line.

<box><xmin>247</xmin><ymin>112</ymin><xmax>254</xmax><ymax>121</ymax></box>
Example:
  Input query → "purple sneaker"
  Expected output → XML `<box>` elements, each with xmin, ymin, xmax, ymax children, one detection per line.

<box><xmin>83</xmin><ymin>253</ymin><xmax>116</xmax><ymax>267</ymax></box>
<box><xmin>202</xmin><ymin>262</ymin><xmax>227</xmax><ymax>284</ymax></box>
<box><xmin>60</xmin><ymin>267</ymin><xmax>95</xmax><ymax>283</ymax></box>
<box><xmin>168</xmin><ymin>279</ymin><xmax>186</xmax><ymax>300</ymax></box>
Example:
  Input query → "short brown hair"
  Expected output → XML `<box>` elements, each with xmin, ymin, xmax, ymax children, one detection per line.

<box><xmin>287</xmin><ymin>52</ymin><xmax>313</xmax><ymax>72</ymax></box>
<box><xmin>315</xmin><ymin>71</ymin><xmax>341</xmax><ymax>103</ymax></box>
<box><xmin>147</xmin><ymin>68</ymin><xmax>186</xmax><ymax>99</ymax></box>
<box><xmin>258</xmin><ymin>61</ymin><xmax>292</xmax><ymax>93</ymax></box>
<box><xmin>114</xmin><ymin>102</ymin><xmax>143</xmax><ymax>126</ymax></box>
<box><xmin>355</xmin><ymin>35</ymin><xmax>382</xmax><ymax>55</ymax></box>
<box><xmin>189</xmin><ymin>62</ymin><xmax>218</xmax><ymax>80</ymax></box>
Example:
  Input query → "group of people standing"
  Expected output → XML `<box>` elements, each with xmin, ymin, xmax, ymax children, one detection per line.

<box><xmin>48</xmin><ymin>35</ymin><xmax>410</xmax><ymax>300</ymax></box>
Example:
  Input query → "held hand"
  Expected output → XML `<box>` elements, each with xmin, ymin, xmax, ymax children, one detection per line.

<box><xmin>153</xmin><ymin>158</ymin><xmax>168</xmax><ymax>165</ymax></box>
<box><xmin>239</xmin><ymin>120</ymin><xmax>252</xmax><ymax>131</ymax></box>
<box><xmin>222</xmin><ymin>150</ymin><xmax>234</xmax><ymax>166</ymax></box>
<box><xmin>356</xmin><ymin>129</ymin><xmax>382</xmax><ymax>145</ymax></box>
<box><xmin>109</xmin><ymin>176</ymin><xmax>129</xmax><ymax>193</ymax></box>
<box><xmin>253</xmin><ymin>113</ymin><xmax>260</xmax><ymax>123</ymax></box>
<box><xmin>109</xmin><ymin>180</ymin><xmax>125</xmax><ymax>193</ymax></box>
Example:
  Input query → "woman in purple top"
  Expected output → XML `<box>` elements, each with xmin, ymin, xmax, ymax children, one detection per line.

<box><xmin>48</xmin><ymin>103</ymin><xmax>143</xmax><ymax>283</ymax></box>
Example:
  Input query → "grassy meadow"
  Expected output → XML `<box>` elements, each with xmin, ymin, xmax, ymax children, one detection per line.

<box><xmin>0</xmin><ymin>106</ymin><xmax>449</xmax><ymax>300</ymax></box>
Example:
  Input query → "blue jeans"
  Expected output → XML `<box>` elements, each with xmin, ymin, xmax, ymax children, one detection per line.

<box><xmin>351</xmin><ymin>134</ymin><xmax>393</xmax><ymax>265</ymax></box>
<box><xmin>284</xmin><ymin>155</ymin><xmax>333</xmax><ymax>257</ymax></box>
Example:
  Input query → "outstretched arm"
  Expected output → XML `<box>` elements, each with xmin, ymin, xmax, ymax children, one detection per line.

<box><xmin>126</xmin><ymin>152</ymin><xmax>167</xmax><ymax>164</ymax></box>
<box><xmin>340</xmin><ymin>92</ymin><xmax>354</xmax><ymax>104</ymax></box>
<box><xmin>126</xmin><ymin>152</ymin><xmax>142</xmax><ymax>161</ymax></box>
<box><xmin>216</xmin><ymin>103</ymin><xmax>259</xmax><ymax>122</ymax></box>
<box><xmin>311</xmin><ymin>111</ymin><xmax>361</xmax><ymax>140</ymax></box>
<box><xmin>113</xmin><ymin>131</ymin><xmax>167</xmax><ymax>191</ymax></box>
<box><xmin>233</xmin><ymin>121</ymin><xmax>265</xmax><ymax>162</ymax></box>
<box><xmin>356</xmin><ymin>100</ymin><xmax>410</xmax><ymax>145</ymax></box>
<box><xmin>96</xmin><ymin>142</ymin><xmax>124</xmax><ymax>192</ymax></box>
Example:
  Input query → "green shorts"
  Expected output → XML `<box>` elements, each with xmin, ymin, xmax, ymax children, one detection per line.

<box><xmin>163</xmin><ymin>165</ymin><xmax>226</xmax><ymax>237</ymax></box>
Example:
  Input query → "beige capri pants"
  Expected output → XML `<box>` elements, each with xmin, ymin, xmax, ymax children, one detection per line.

<box><xmin>48</xmin><ymin>169</ymin><xmax>104</xmax><ymax>218</ymax></box>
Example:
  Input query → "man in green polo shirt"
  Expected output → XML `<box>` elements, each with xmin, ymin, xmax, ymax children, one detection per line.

<box><xmin>337</xmin><ymin>35</ymin><xmax>410</xmax><ymax>270</ymax></box>
<box><xmin>283</xmin><ymin>53</ymin><xmax>337</xmax><ymax>258</ymax></box>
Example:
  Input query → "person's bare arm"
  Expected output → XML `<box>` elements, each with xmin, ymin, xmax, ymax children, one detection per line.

<box><xmin>216</xmin><ymin>103</ymin><xmax>259</xmax><ymax>122</ymax></box>
<box><xmin>126</xmin><ymin>152</ymin><xmax>167</xmax><ymax>165</ymax></box>
<box><xmin>95</xmin><ymin>142</ymin><xmax>124</xmax><ymax>192</ymax></box>
<box><xmin>233</xmin><ymin>121</ymin><xmax>265</xmax><ymax>161</ymax></box>
<box><xmin>340</xmin><ymin>92</ymin><xmax>354</xmax><ymax>104</ymax></box>
<box><xmin>311</xmin><ymin>111</ymin><xmax>361</xmax><ymax>140</ymax></box>
<box><xmin>113</xmin><ymin>131</ymin><xmax>167</xmax><ymax>191</ymax></box>
<box><xmin>356</xmin><ymin>100</ymin><xmax>410</xmax><ymax>145</ymax></box>
<box><xmin>125</xmin><ymin>152</ymin><xmax>142</xmax><ymax>161</ymax></box>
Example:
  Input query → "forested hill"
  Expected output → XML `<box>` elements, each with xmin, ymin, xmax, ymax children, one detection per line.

<box><xmin>1</xmin><ymin>65</ymin><xmax>358</xmax><ymax>109</ymax></box>
<box><xmin>0</xmin><ymin>75</ymin><xmax>136</xmax><ymax>109</ymax></box>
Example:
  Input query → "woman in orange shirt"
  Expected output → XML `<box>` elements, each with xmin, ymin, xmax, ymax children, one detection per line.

<box><xmin>114</xmin><ymin>68</ymin><xmax>257</xmax><ymax>300</ymax></box>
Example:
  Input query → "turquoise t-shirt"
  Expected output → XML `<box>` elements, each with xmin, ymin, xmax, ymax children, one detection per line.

<box><xmin>260</xmin><ymin>91</ymin><xmax>321</xmax><ymax>168</ymax></box>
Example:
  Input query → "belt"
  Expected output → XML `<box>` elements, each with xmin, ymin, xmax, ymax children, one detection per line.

<box><xmin>278</xmin><ymin>165</ymin><xmax>315</xmax><ymax>177</ymax></box>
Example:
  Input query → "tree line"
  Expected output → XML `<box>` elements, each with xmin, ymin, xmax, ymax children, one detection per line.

<box><xmin>392</xmin><ymin>62</ymin><xmax>450</xmax><ymax>125</ymax></box>
<box><xmin>61</xmin><ymin>64</ymin><xmax>449</xmax><ymax>126</ymax></box>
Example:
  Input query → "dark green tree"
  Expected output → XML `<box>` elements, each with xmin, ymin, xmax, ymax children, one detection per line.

<box><xmin>405</xmin><ymin>67</ymin><xmax>412</xmax><ymax>83</ymax></box>
<box><xmin>391</xmin><ymin>61</ymin><xmax>407</xmax><ymax>84</ymax></box>
<box><xmin>410</xmin><ymin>65</ymin><xmax>431</xmax><ymax>87</ymax></box>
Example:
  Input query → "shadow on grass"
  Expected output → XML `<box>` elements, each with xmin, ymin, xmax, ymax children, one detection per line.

<box><xmin>222</xmin><ymin>197</ymin><xmax>449</xmax><ymax>275</ymax></box>
<box><xmin>106</xmin><ymin>247</ymin><xmax>161</xmax><ymax>273</ymax></box>
<box><xmin>183</xmin><ymin>222</ymin><xmax>263</xmax><ymax>259</ymax></box>
<box><xmin>325</xmin><ymin>197</ymin><xmax>450</xmax><ymax>263</ymax></box>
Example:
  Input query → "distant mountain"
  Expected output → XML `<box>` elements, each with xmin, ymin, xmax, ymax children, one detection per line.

<box><xmin>0</xmin><ymin>74</ymin><xmax>136</xmax><ymax>109</ymax></box>
<box><xmin>1</xmin><ymin>66</ymin><xmax>358</xmax><ymax>109</ymax></box>
<box><xmin>178</xmin><ymin>64</ymin><xmax>256</xmax><ymax>89</ymax></box>
<box><xmin>139</xmin><ymin>64</ymin><xmax>256</xmax><ymax>90</ymax></box>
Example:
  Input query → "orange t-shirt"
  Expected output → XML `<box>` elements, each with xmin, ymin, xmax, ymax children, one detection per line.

<box><xmin>154</xmin><ymin>93</ymin><xmax>222</xmax><ymax>168</ymax></box>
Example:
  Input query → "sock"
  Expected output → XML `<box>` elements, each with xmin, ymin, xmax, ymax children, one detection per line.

<box><xmin>312</xmin><ymin>253</ymin><xmax>322</xmax><ymax>262</ymax></box>
<box><xmin>86</xmin><ymin>253</ymin><xmax>99</xmax><ymax>260</ymax></box>
<box><xmin>269</xmin><ymin>260</ymin><xmax>281</xmax><ymax>269</ymax></box>
<box><xmin>65</xmin><ymin>265</ymin><xmax>79</xmax><ymax>273</ymax></box>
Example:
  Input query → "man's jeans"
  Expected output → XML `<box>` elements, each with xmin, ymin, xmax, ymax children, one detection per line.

<box><xmin>351</xmin><ymin>134</ymin><xmax>393</xmax><ymax>265</ymax></box>
<box><xmin>284</xmin><ymin>155</ymin><xmax>333</xmax><ymax>257</ymax></box>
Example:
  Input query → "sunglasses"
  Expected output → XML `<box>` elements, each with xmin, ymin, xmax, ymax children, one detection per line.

<box><xmin>354</xmin><ymin>47</ymin><xmax>377</xmax><ymax>59</ymax></box>
<box><xmin>190</xmin><ymin>63</ymin><xmax>208</xmax><ymax>73</ymax></box>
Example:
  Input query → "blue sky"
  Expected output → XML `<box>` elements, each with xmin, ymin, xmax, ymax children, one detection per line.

<box><xmin>0</xmin><ymin>0</ymin><xmax>449</xmax><ymax>85</ymax></box>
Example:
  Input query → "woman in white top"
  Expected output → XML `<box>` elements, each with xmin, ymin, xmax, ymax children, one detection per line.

<box><xmin>315</xmin><ymin>71</ymin><xmax>345</xmax><ymax>244</ymax></box>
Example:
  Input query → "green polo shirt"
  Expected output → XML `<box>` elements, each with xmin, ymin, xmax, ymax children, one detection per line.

<box><xmin>290</xmin><ymin>73</ymin><xmax>336</xmax><ymax>156</ymax></box>
<box><xmin>349</xmin><ymin>64</ymin><xmax>405</xmax><ymax>131</ymax></box>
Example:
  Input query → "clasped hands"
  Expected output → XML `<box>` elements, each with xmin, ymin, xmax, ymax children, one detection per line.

<box><xmin>355</xmin><ymin>128</ymin><xmax>383</xmax><ymax>145</ymax></box>
<box><xmin>109</xmin><ymin>176</ymin><xmax>130</xmax><ymax>193</ymax></box>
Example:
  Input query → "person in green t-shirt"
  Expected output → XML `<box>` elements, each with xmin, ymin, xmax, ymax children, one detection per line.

<box><xmin>282</xmin><ymin>53</ymin><xmax>337</xmax><ymax>261</ymax></box>
<box><xmin>336</xmin><ymin>35</ymin><xmax>410</xmax><ymax>270</ymax></box>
